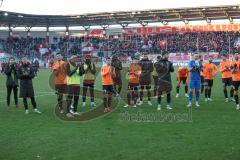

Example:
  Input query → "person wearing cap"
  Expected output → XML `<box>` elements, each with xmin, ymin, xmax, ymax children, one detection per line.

<box><xmin>124</xmin><ymin>57</ymin><xmax>141</xmax><ymax>108</ymax></box>
<box><xmin>111</xmin><ymin>54</ymin><xmax>123</xmax><ymax>96</ymax></box>
<box><xmin>101</xmin><ymin>57</ymin><xmax>116</xmax><ymax>112</ymax></box>
<box><xmin>82</xmin><ymin>55</ymin><xmax>96</xmax><ymax>107</ymax></box>
<box><xmin>138</xmin><ymin>53</ymin><xmax>153</xmax><ymax>106</ymax></box>
<box><xmin>155</xmin><ymin>51</ymin><xmax>174</xmax><ymax>110</ymax></box>
<box><xmin>4</xmin><ymin>57</ymin><xmax>19</xmax><ymax>110</ymax></box>
<box><xmin>52</xmin><ymin>53</ymin><xmax>67</xmax><ymax>114</ymax></box>
<box><xmin>65</xmin><ymin>55</ymin><xmax>84</xmax><ymax>117</ymax></box>
<box><xmin>17</xmin><ymin>56</ymin><xmax>41</xmax><ymax>114</ymax></box>
<box><xmin>220</xmin><ymin>54</ymin><xmax>234</xmax><ymax>102</ymax></box>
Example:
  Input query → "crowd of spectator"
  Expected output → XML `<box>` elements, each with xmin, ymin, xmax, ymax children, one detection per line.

<box><xmin>125</xmin><ymin>31</ymin><xmax>240</xmax><ymax>54</ymax></box>
<box><xmin>0</xmin><ymin>31</ymin><xmax>240</xmax><ymax>61</ymax></box>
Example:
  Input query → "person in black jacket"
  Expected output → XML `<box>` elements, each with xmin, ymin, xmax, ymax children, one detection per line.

<box><xmin>155</xmin><ymin>51</ymin><xmax>174</xmax><ymax>111</ymax></box>
<box><xmin>4</xmin><ymin>57</ymin><xmax>19</xmax><ymax>110</ymax></box>
<box><xmin>32</xmin><ymin>60</ymin><xmax>40</xmax><ymax>77</ymax></box>
<box><xmin>199</xmin><ymin>56</ymin><xmax>205</xmax><ymax>94</ymax></box>
<box><xmin>17</xmin><ymin>56</ymin><xmax>41</xmax><ymax>114</ymax></box>
<box><xmin>111</xmin><ymin>54</ymin><xmax>123</xmax><ymax>95</ymax></box>
<box><xmin>138</xmin><ymin>53</ymin><xmax>153</xmax><ymax>106</ymax></box>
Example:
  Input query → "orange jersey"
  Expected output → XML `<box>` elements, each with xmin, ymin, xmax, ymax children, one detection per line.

<box><xmin>129</xmin><ymin>63</ymin><xmax>141</xmax><ymax>84</ymax></box>
<box><xmin>49</xmin><ymin>61</ymin><xmax>54</xmax><ymax>70</ymax></box>
<box><xmin>177</xmin><ymin>67</ymin><xmax>189</xmax><ymax>78</ymax></box>
<box><xmin>52</xmin><ymin>60</ymin><xmax>67</xmax><ymax>84</ymax></box>
<box><xmin>231</xmin><ymin>60</ymin><xmax>240</xmax><ymax>81</ymax></box>
<box><xmin>101</xmin><ymin>65</ymin><xmax>115</xmax><ymax>85</ymax></box>
<box><xmin>220</xmin><ymin>60</ymin><xmax>232</xmax><ymax>78</ymax></box>
<box><xmin>202</xmin><ymin>62</ymin><xmax>218</xmax><ymax>80</ymax></box>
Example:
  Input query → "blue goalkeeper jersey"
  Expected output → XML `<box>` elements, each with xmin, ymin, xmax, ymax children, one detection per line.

<box><xmin>188</xmin><ymin>60</ymin><xmax>201</xmax><ymax>81</ymax></box>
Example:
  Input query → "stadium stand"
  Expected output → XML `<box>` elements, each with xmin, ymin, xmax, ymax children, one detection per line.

<box><xmin>0</xmin><ymin>31</ymin><xmax>240</xmax><ymax>60</ymax></box>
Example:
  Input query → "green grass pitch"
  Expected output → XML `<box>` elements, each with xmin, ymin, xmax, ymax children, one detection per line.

<box><xmin>0</xmin><ymin>67</ymin><xmax>240</xmax><ymax>160</ymax></box>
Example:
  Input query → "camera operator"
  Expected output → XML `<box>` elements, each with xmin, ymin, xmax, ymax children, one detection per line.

<box><xmin>4</xmin><ymin>57</ymin><xmax>19</xmax><ymax>110</ymax></box>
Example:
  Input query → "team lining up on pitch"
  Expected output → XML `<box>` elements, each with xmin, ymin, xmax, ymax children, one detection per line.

<box><xmin>3</xmin><ymin>51</ymin><xmax>240</xmax><ymax>117</ymax></box>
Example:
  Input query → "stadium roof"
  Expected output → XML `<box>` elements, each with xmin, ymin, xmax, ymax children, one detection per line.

<box><xmin>0</xmin><ymin>5</ymin><xmax>240</xmax><ymax>28</ymax></box>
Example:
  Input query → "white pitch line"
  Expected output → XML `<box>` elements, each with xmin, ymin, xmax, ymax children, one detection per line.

<box><xmin>0</xmin><ymin>93</ymin><xmax>55</xmax><ymax>103</ymax></box>
<box><xmin>36</xmin><ymin>91</ymin><xmax>55</xmax><ymax>94</ymax></box>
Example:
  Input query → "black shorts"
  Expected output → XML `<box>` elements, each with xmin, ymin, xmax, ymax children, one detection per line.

<box><xmin>139</xmin><ymin>74</ymin><xmax>151</xmax><ymax>86</ymax></box>
<box><xmin>140</xmin><ymin>85</ymin><xmax>151</xmax><ymax>90</ymax></box>
<box><xmin>178</xmin><ymin>77</ymin><xmax>187</xmax><ymax>84</ymax></box>
<box><xmin>67</xmin><ymin>85</ymin><xmax>80</xmax><ymax>96</ymax></box>
<box><xmin>232</xmin><ymin>81</ymin><xmax>240</xmax><ymax>91</ymax></box>
<box><xmin>222</xmin><ymin>78</ymin><xmax>232</xmax><ymax>87</ymax></box>
<box><xmin>102</xmin><ymin>85</ymin><xmax>114</xmax><ymax>94</ymax></box>
<box><xmin>201</xmin><ymin>76</ymin><xmax>205</xmax><ymax>84</ymax></box>
<box><xmin>55</xmin><ymin>84</ymin><xmax>67</xmax><ymax>94</ymax></box>
<box><xmin>128</xmin><ymin>83</ymin><xmax>139</xmax><ymax>91</ymax></box>
<box><xmin>204</xmin><ymin>79</ymin><xmax>213</xmax><ymax>87</ymax></box>
<box><xmin>113</xmin><ymin>77</ymin><xmax>122</xmax><ymax>85</ymax></box>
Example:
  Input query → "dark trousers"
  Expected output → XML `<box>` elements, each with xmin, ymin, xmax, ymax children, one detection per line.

<box><xmin>114</xmin><ymin>83</ymin><xmax>122</xmax><ymax>94</ymax></box>
<box><xmin>23</xmin><ymin>97</ymin><xmax>37</xmax><ymax>110</ymax></box>
<box><xmin>67</xmin><ymin>95</ymin><xmax>79</xmax><ymax>113</ymax></box>
<box><xmin>66</xmin><ymin>85</ymin><xmax>80</xmax><ymax>113</ymax></box>
<box><xmin>140</xmin><ymin>85</ymin><xmax>151</xmax><ymax>101</ymax></box>
<box><xmin>6</xmin><ymin>85</ymin><xmax>18</xmax><ymax>106</ymax></box>
<box><xmin>157</xmin><ymin>93</ymin><xmax>171</xmax><ymax>105</ymax></box>
<box><xmin>153</xmin><ymin>76</ymin><xmax>158</xmax><ymax>96</ymax></box>
<box><xmin>55</xmin><ymin>84</ymin><xmax>67</xmax><ymax>110</ymax></box>
<box><xmin>57</xmin><ymin>93</ymin><xmax>64</xmax><ymax>110</ymax></box>
<box><xmin>82</xmin><ymin>83</ymin><xmax>94</xmax><ymax>102</ymax></box>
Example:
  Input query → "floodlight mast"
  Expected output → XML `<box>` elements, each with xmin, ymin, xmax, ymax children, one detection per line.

<box><xmin>0</xmin><ymin>0</ymin><xmax>3</xmax><ymax>8</ymax></box>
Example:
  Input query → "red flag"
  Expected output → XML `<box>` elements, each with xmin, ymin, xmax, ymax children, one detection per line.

<box><xmin>159</xmin><ymin>40</ymin><xmax>166</xmax><ymax>48</ymax></box>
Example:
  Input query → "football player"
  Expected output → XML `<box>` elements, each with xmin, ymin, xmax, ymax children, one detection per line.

<box><xmin>202</xmin><ymin>57</ymin><xmax>218</xmax><ymax>102</ymax></box>
<box><xmin>219</xmin><ymin>55</ymin><xmax>234</xmax><ymax>102</ymax></box>
<box><xmin>230</xmin><ymin>55</ymin><xmax>240</xmax><ymax>110</ymax></box>
<box><xmin>176</xmin><ymin>66</ymin><xmax>189</xmax><ymax>98</ymax></box>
